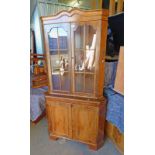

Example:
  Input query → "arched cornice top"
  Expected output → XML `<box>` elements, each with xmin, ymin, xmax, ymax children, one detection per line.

<box><xmin>41</xmin><ymin>8</ymin><xmax>109</xmax><ymax>24</ymax></box>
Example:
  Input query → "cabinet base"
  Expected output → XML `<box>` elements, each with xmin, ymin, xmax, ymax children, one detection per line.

<box><xmin>46</xmin><ymin>95</ymin><xmax>107</xmax><ymax>151</ymax></box>
<box><xmin>49</xmin><ymin>133</ymin><xmax>104</xmax><ymax>151</ymax></box>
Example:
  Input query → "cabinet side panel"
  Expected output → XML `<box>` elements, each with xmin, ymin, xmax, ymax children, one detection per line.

<box><xmin>46</xmin><ymin>101</ymin><xmax>52</xmax><ymax>132</ymax></box>
<box><xmin>43</xmin><ymin>27</ymin><xmax>53</xmax><ymax>93</ymax></box>
<box><xmin>97</xmin><ymin>101</ymin><xmax>107</xmax><ymax>143</ymax></box>
<box><xmin>95</xmin><ymin>20</ymin><xmax>102</xmax><ymax>97</ymax></box>
<box><xmin>97</xmin><ymin>20</ymin><xmax>108</xmax><ymax>97</ymax></box>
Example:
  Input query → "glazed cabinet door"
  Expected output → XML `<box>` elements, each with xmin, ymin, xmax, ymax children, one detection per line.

<box><xmin>72</xmin><ymin>104</ymin><xmax>98</xmax><ymax>143</ymax></box>
<box><xmin>46</xmin><ymin>101</ymin><xmax>71</xmax><ymax>138</ymax></box>
<box><xmin>71</xmin><ymin>21</ymin><xmax>101</xmax><ymax>97</ymax></box>
<box><xmin>44</xmin><ymin>23</ymin><xmax>71</xmax><ymax>93</ymax></box>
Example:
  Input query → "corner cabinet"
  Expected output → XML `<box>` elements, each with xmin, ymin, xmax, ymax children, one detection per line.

<box><xmin>41</xmin><ymin>9</ymin><xmax>108</xmax><ymax>150</ymax></box>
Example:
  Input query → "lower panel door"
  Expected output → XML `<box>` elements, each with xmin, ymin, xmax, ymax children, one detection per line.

<box><xmin>72</xmin><ymin>104</ymin><xmax>98</xmax><ymax>144</ymax></box>
<box><xmin>47</xmin><ymin>101</ymin><xmax>71</xmax><ymax>138</ymax></box>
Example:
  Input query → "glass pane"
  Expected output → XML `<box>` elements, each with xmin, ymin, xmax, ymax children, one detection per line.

<box><xmin>75</xmin><ymin>73</ymin><xmax>84</xmax><ymax>92</ymax></box>
<box><xmin>52</xmin><ymin>74</ymin><xmax>61</xmax><ymax>90</ymax></box>
<box><xmin>48</xmin><ymin>25</ymin><xmax>70</xmax><ymax>92</ymax></box>
<box><xmin>85</xmin><ymin>25</ymin><xmax>96</xmax><ymax>72</ymax></box>
<box><xmin>58</xmin><ymin>27</ymin><xmax>68</xmax><ymax>50</ymax></box>
<box><xmin>59</xmin><ymin>54</ymin><xmax>69</xmax><ymax>72</ymax></box>
<box><xmin>50</xmin><ymin>55</ymin><xmax>60</xmax><ymax>74</ymax></box>
<box><xmin>49</xmin><ymin>27</ymin><xmax>58</xmax><ymax>55</ymax></box>
<box><xmin>58</xmin><ymin>26</ymin><xmax>70</xmax><ymax>91</ymax></box>
<box><xmin>85</xmin><ymin>74</ymin><xmax>94</xmax><ymax>93</ymax></box>
<box><xmin>61</xmin><ymin>73</ymin><xmax>70</xmax><ymax>91</ymax></box>
<box><xmin>74</xmin><ymin>25</ymin><xmax>84</xmax><ymax>49</ymax></box>
<box><xmin>74</xmin><ymin>50</ymin><xmax>84</xmax><ymax>72</ymax></box>
<box><xmin>50</xmin><ymin>54</ymin><xmax>69</xmax><ymax>91</ymax></box>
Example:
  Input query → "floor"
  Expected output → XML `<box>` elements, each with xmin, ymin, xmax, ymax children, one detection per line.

<box><xmin>31</xmin><ymin>118</ymin><xmax>121</xmax><ymax>155</ymax></box>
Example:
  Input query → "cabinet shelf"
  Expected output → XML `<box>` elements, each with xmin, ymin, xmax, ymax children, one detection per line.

<box><xmin>50</xmin><ymin>49</ymin><xmax>68</xmax><ymax>51</ymax></box>
<box><xmin>75</xmin><ymin>48</ymin><xmax>95</xmax><ymax>51</ymax></box>
<box><xmin>75</xmin><ymin>48</ymin><xmax>84</xmax><ymax>50</ymax></box>
<box><xmin>52</xmin><ymin>71</ymin><xmax>69</xmax><ymax>75</ymax></box>
<box><xmin>74</xmin><ymin>71</ymin><xmax>95</xmax><ymax>75</ymax></box>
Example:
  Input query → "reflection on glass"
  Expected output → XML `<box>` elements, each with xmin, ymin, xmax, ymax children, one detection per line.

<box><xmin>50</xmin><ymin>55</ymin><xmax>69</xmax><ymax>76</ymax></box>
<box><xmin>50</xmin><ymin>55</ymin><xmax>60</xmax><ymax>74</ymax></box>
<box><xmin>84</xmin><ymin>25</ymin><xmax>96</xmax><ymax>72</ymax></box>
<box><xmin>84</xmin><ymin>43</ymin><xmax>96</xmax><ymax>72</ymax></box>
<box><xmin>85</xmin><ymin>25</ymin><xmax>96</xmax><ymax>48</ymax></box>
<box><xmin>59</xmin><ymin>55</ymin><xmax>69</xmax><ymax>75</ymax></box>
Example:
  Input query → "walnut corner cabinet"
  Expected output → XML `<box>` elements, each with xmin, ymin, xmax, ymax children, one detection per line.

<box><xmin>41</xmin><ymin>8</ymin><xmax>108</xmax><ymax>150</ymax></box>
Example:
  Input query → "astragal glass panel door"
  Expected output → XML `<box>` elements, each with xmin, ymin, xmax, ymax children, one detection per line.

<box><xmin>71</xmin><ymin>22</ymin><xmax>97</xmax><ymax>95</ymax></box>
<box><xmin>48</xmin><ymin>23</ymin><xmax>71</xmax><ymax>92</ymax></box>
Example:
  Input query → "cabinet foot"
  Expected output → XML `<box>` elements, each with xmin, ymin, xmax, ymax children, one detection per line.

<box><xmin>50</xmin><ymin>135</ymin><xmax>59</xmax><ymax>141</ymax></box>
<box><xmin>88</xmin><ymin>141</ymin><xmax>104</xmax><ymax>151</ymax></box>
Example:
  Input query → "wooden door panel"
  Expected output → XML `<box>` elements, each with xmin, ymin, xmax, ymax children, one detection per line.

<box><xmin>47</xmin><ymin>102</ymin><xmax>70</xmax><ymax>137</ymax></box>
<box><xmin>72</xmin><ymin>104</ymin><xmax>98</xmax><ymax>143</ymax></box>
